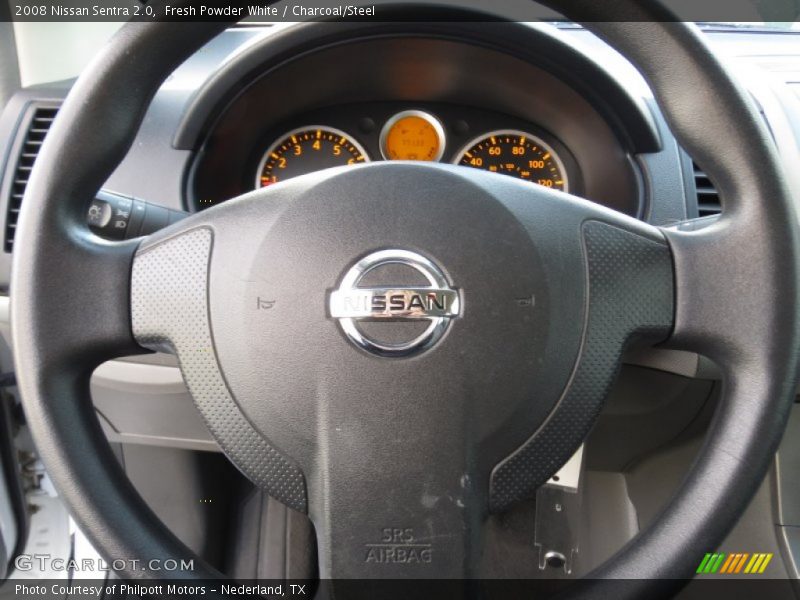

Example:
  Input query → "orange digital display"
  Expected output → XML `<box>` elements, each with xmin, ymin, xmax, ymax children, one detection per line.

<box><xmin>381</xmin><ymin>111</ymin><xmax>445</xmax><ymax>161</ymax></box>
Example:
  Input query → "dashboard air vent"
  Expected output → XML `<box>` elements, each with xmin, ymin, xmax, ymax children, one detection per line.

<box><xmin>692</xmin><ymin>161</ymin><xmax>721</xmax><ymax>217</ymax></box>
<box><xmin>4</xmin><ymin>106</ymin><xmax>59</xmax><ymax>252</ymax></box>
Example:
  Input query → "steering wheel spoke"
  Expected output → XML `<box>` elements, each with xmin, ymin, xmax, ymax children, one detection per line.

<box><xmin>488</xmin><ymin>209</ymin><xmax>675</xmax><ymax>512</ymax></box>
<box><xmin>131</xmin><ymin>220</ymin><xmax>309</xmax><ymax>512</ymax></box>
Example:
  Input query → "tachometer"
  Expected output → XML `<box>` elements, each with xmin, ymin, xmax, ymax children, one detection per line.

<box><xmin>256</xmin><ymin>126</ymin><xmax>368</xmax><ymax>188</ymax></box>
<box><xmin>454</xmin><ymin>130</ymin><xmax>568</xmax><ymax>192</ymax></box>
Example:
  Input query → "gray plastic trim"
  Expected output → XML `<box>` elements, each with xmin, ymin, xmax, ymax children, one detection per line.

<box><xmin>0</xmin><ymin>19</ymin><xmax>20</xmax><ymax>112</ymax></box>
<box><xmin>92</xmin><ymin>360</ymin><xmax>217</xmax><ymax>453</ymax></box>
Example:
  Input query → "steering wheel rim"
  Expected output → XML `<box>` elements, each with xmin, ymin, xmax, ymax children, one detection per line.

<box><xmin>10</xmin><ymin>2</ymin><xmax>800</xmax><ymax>597</ymax></box>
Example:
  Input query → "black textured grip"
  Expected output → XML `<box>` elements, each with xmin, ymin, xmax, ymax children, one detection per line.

<box><xmin>489</xmin><ymin>220</ymin><xmax>674</xmax><ymax>512</ymax></box>
<box><xmin>131</xmin><ymin>228</ymin><xmax>307</xmax><ymax>512</ymax></box>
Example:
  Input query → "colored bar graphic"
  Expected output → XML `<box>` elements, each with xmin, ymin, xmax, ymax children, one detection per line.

<box><xmin>719</xmin><ymin>553</ymin><xmax>736</xmax><ymax>574</ymax></box>
<box><xmin>708</xmin><ymin>553</ymin><xmax>720</xmax><ymax>573</ymax></box>
<box><xmin>696</xmin><ymin>554</ymin><xmax>712</xmax><ymax>574</ymax></box>
<box><xmin>758</xmin><ymin>554</ymin><xmax>773</xmax><ymax>573</ymax></box>
<box><xmin>734</xmin><ymin>554</ymin><xmax>749</xmax><ymax>573</ymax></box>
<box><xmin>711</xmin><ymin>554</ymin><xmax>726</xmax><ymax>573</ymax></box>
<box><xmin>696</xmin><ymin>552</ymin><xmax>772</xmax><ymax>575</ymax></box>
<box><xmin>744</xmin><ymin>554</ymin><xmax>759</xmax><ymax>573</ymax></box>
<box><xmin>751</xmin><ymin>554</ymin><xmax>766</xmax><ymax>573</ymax></box>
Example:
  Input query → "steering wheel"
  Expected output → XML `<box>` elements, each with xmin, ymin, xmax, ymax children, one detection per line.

<box><xmin>11</xmin><ymin>1</ymin><xmax>800</xmax><ymax>598</ymax></box>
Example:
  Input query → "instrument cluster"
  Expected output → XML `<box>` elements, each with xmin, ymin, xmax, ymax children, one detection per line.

<box><xmin>194</xmin><ymin>102</ymin><xmax>581</xmax><ymax>209</ymax></box>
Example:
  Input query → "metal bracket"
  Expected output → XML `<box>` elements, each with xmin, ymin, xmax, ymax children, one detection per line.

<box><xmin>535</xmin><ymin>444</ymin><xmax>585</xmax><ymax>575</ymax></box>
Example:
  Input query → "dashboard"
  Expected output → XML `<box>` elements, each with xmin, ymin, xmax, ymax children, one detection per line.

<box><xmin>200</xmin><ymin>102</ymin><xmax>578</xmax><ymax>209</ymax></box>
<box><xmin>186</xmin><ymin>23</ymin><xmax>657</xmax><ymax>217</ymax></box>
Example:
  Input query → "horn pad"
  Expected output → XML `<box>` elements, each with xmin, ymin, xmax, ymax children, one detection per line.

<box><xmin>205</xmin><ymin>163</ymin><xmax>585</xmax><ymax>489</ymax></box>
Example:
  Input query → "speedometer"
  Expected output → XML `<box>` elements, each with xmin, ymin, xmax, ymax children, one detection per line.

<box><xmin>256</xmin><ymin>126</ymin><xmax>369</xmax><ymax>188</ymax></box>
<box><xmin>454</xmin><ymin>130</ymin><xmax>568</xmax><ymax>192</ymax></box>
